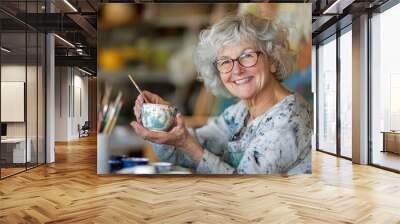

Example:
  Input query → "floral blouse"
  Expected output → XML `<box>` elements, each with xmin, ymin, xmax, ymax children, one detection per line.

<box><xmin>151</xmin><ymin>93</ymin><xmax>312</xmax><ymax>174</ymax></box>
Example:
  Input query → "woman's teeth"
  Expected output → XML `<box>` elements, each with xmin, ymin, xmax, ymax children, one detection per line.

<box><xmin>233</xmin><ymin>77</ymin><xmax>252</xmax><ymax>85</ymax></box>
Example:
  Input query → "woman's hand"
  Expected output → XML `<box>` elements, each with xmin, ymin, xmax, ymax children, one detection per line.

<box><xmin>131</xmin><ymin>112</ymin><xmax>187</xmax><ymax>146</ymax></box>
<box><xmin>132</xmin><ymin>90</ymin><xmax>204</xmax><ymax>162</ymax></box>
<box><xmin>133</xmin><ymin>90</ymin><xmax>169</xmax><ymax>124</ymax></box>
<box><xmin>131</xmin><ymin>112</ymin><xmax>204</xmax><ymax>163</ymax></box>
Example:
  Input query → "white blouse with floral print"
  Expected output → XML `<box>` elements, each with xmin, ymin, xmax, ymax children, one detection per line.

<box><xmin>151</xmin><ymin>93</ymin><xmax>312</xmax><ymax>174</ymax></box>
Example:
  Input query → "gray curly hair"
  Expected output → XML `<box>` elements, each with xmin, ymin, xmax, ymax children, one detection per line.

<box><xmin>194</xmin><ymin>13</ymin><xmax>296</xmax><ymax>97</ymax></box>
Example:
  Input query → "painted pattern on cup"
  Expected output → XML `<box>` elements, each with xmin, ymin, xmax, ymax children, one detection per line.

<box><xmin>141</xmin><ymin>103</ymin><xmax>177</xmax><ymax>132</ymax></box>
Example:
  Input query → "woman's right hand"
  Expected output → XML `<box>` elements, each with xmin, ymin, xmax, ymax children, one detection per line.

<box><xmin>133</xmin><ymin>90</ymin><xmax>169</xmax><ymax>124</ymax></box>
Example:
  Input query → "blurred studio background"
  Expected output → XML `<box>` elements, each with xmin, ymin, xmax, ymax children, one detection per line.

<box><xmin>97</xmin><ymin>3</ymin><xmax>312</xmax><ymax>173</ymax></box>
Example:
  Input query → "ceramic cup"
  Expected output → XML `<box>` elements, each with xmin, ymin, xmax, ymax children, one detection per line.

<box><xmin>141</xmin><ymin>103</ymin><xmax>177</xmax><ymax>132</ymax></box>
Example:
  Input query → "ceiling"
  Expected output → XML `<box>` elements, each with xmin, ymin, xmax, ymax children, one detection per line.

<box><xmin>0</xmin><ymin>0</ymin><xmax>394</xmax><ymax>74</ymax></box>
<box><xmin>311</xmin><ymin>0</ymin><xmax>389</xmax><ymax>43</ymax></box>
<box><xmin>0</xmin><ymin>0</ymin><xmax>97</xmax><ymax>73</ymax></box>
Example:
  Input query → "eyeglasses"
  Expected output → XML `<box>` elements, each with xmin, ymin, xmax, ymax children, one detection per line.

<box><xmin>214</xmin><ymin>51</ymin><xmax>262</xmax><ymax>74</ymax></box>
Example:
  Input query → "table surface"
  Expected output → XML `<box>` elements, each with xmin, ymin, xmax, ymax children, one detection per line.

<box><xmin>1</xmin><ymin>138</ymin><xmax>27</xmax><ymax>143</ymax></box>
<box><xmin>116</xmin><ymin>165</ymin><xmax>192</xmax><ymax>175</ymax></box>
<box><xmin>380</xmin><ymin>131</ymin><xmax>400</xmax><ymax>134</ymax></box>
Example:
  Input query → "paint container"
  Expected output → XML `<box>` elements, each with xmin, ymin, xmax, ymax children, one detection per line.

<box><xmin>153</xmin><ymin>162</ymin><xmax>172</xmax><ymax>173</ymax></box>
<box><xmin>108</xmin><ymin>159</ymin><xmax>122</xmax><ymax>173</ymax></box>
<box><xmin>121</xmin><ymin>157</ymin><xmax>149</xmax><ymax>168</ymax></box>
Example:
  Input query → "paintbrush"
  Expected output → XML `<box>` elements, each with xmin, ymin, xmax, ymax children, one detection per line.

<box><xmin>105</xmin><ymin>101</ymin><xmax>123</xmax><ymax>134</ymax></box>
<box><xmin>103</xmin><ymin>91</ymin><xmax>123</xmax><ymax>134</ymax></box>
<box><xmin>128</xmin><ymin>74</ymin><xmax>149</xmax><ymax>103</ymax></box>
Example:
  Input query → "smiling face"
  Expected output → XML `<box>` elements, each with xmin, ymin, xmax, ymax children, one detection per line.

<box><xmin>216</xmin><ymin>42</ymin><xmax>274</xmax><ymax>100</ymax></box>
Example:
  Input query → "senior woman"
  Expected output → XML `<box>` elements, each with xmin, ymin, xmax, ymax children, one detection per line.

<box><xmin>131</xmin><ymin>13</ymin><xmax>312</xmax><ymax>174</ymax></box>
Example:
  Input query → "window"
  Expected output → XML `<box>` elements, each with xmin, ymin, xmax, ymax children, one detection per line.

<box><xmin>339</xmin><ymin>28</ymin><xmax>352</xmax><ymax>158</ymax></box>
<box><xmin>0</xmin><ymin>1</ymin><xmax>47</xmax><ymax>179</ymax></box>
<box><xmin>371</xmin><ymin>2</ymin><xmax>400</xmax><ymax>171</ymax></box>
<box><xmin>317</xmin><ymin>36</ymin><xmax>337</xmax><ymax>154</ymax></box>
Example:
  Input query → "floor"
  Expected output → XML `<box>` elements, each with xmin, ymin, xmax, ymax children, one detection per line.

<box><xmin>0</xmin><ymin>167</ymin><xmax>25</xmax><ymax>177</ymax></box>
<box><xmin>1</xmin><ymin>163</ymin><xmax>44</xmax><ymax>178</ymax></box>
<box><xmin>372</xmin><ymin>150</ymin><xmax>400</xmax><ymax>171</ymax></box>
<box><xmin>0</xmin><ymin>135</ymin><xmax>400</xmax><ymax>223</ymax></box>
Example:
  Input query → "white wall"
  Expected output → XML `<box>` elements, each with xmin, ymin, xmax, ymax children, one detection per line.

<box><xmin>54</xmin><ymin>67</ymin><xmax>89</xmax><ymax>141</ymax></box>
<box><xmin>1</xmin><ymin>65</ymin><xmax>26</xmax><ymax>141</ymax></box>
<box><xmin>69</xmin><ymin>72</ymin><xmax>88</xmax><ymax>139</ymax></box>
<box><xmin>1</xmin><ymin>65</ymin><xmax>26</xmax><ymax>81</ymax></box>
<box><xmin>1</xmin><ymin>64</ymin><xmax>45</xmax><ymax>164</ymax></box>
<box><xmin>1</xmin><ymin>65</ymin><xmax>30</xmax><ymax>137</ymax></box>
<box><xmin>75</xmin><ymin>70</ymin><xmax>89</xmax><ymax>139</ymax></box>
<box><xmin>55</xmin><ymin>67</ymin><xmax>69</xmax><ymax>141</ymax></box>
